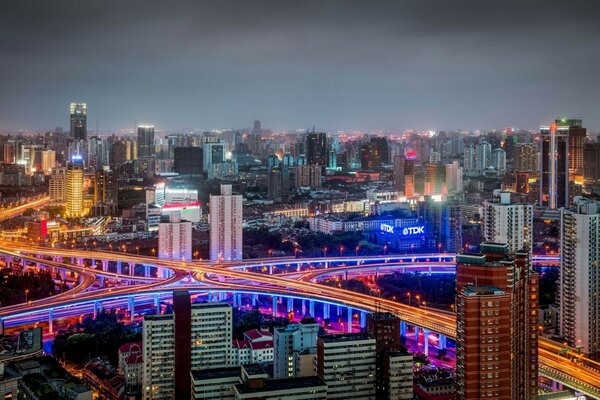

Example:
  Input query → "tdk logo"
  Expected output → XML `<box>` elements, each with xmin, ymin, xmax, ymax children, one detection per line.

<box><xmin>402</xmin><ymin>226</ymin><xmax>424</xmax><ymax>235</ymax></box>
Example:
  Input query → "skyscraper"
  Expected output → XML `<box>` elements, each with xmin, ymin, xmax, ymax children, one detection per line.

<box><xmin>482</xmin><ymin>190</ymin><xmax>533</xmax><ymax>254</ymax></box>
<box><xmin>559</xmin><ymin>117</ymin><xmax>587</xmax><ymax>178</ymax></box>
<box><xmin>583</xmin><ymin>142</ymin><xmax>600</xmax><ymax>185</ymax></box>
<box><xmin>456</xmin><ymin>243</ymin><xmax>538</xmax><ymax>400</ymax></box>
<box><xmin>40</xmin><ymin>150</ymin><xmax>56</xmax><ymax>174</ymax></box>
<box><xmin>49</xmin><ymin>167</ymin><xmax>67</xmax><ymax>205</ymax></box>
<box><xmin>540</xmin><ymin>122</ymin><xmax>569</xmax><ymax>209</ymax></box>
<box><xmin>306</xmin><ymin>132</ymin><xmax>328</xmax><ymax>167</ymax></box>
<box><xmin>559</xmin><ymin>197</ymin><xmax>600</xmax><ymax>356</ymax></box>
<box><xmin>66</xmin><ymin>155</ymin><xmax>84</xmax><ymax>218</ymax></box>
<box><xmin>94</xmin><ymin>167</ymin><xmax>118</xmax><ymax>205</ymax></box>
<box><xmin>513</xmin><ymin>143</ymin><xmax>537</xmax><ymax>173</ymax></box>
<box><xmin>173</xmin><ymin>147</ymin><xmax>203</xmax><ymax>177</ymax></box>
<box><xmin>137</xmin><ymin>125</ymin><xmax>155</xmax><ymax>158</ymax></box>
<box><xmin>295</xmin><ymin>164</ymin><xmax>321</xmax><ymax>188</ymax></box>
<box><xmin>69</xmin><ymin>102</ymin><xmax>87</xmax><ymax>140</ymax></box>
<box><xmin>209</xmin><ymin>184</ymin><xmax>243</xmax><ymax>261</ymax></box>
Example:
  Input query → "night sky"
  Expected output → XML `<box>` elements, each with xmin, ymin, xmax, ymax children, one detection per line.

<box><xmin>1</xmin><ymin>0</ymin><xmax>599</xmax><ymax>132</ymax></box>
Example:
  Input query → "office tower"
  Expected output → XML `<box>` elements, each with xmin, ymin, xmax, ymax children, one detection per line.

<box><xmin>559</xmin><ymin>197</ymin><xmax>600</xmax><ymax>356</ymax></box>
<box><xmin>316</xmin><ymin>333</ymin><xmax>377</xmax><ymax>400</ymax></box>
<box><xmin>583</xmin><ymin>142</ymin><xmax>600</xmax><ymax>185</ymax></box>
<box><xmin>369</xmin><ymin>136</ymin><xmax>389</xmax><ymax>164</ymax></box>
<box><xmin>403</xmin><ymin>151</ymin><xmax>416</xmax><ymax>197</ymax></box>
<box><xmin>540</xmin><ymin>122</ymin><xmax>569</xmax><ymax>209</ymax></box>
<box><xmin>445</xmin><ymin>160</ymin><xmax>463</xmax><ymax>193</ymax></box>
<box><xmin>209</xmin><ymin>184</ymin><xmax>243</xmax><ymax>261</ymax></box>
<box><xmin>492</xmin><ymin>147</ymin><xmax>506</xmax><ymax>174</ymax></box>
<box><xmin>366</xmin><ymin>313</ymin><xmax>412</xmax><ymax>400</ymax></box>
<box><xmin>424</xmin><ymin>163</ymin><xmax>446</xmax><ymax>196</ymax></box>
<box><xmin>253</xmin><ymin>120</ymin><xmax>261</xmax><ymax>136</ymax></box>
<box><xmin>420</xmin><ymin>196</ymin><xmax>462</xmax><ymax>253</ymax></box>
<box><xmin>87</xmin><ymin>136</ymin><xmax>111</xmax><ymax>171</ymax></box>
<box><xmin>295</xmin><ymin>164</ymin><xmax>321</xmax><ymax>188</ymax></box>
<box><xmin>393</xmin><ymin>155</ymin><xmax>405</xmax><ymax>192</ymax></box>
<box><xmin>137</xmin><ymin>125</ymin><xmax>155</xmax><ymax>158</ymax></box>
<box><xmin>69</xmin><ymin>102</ymin><xmax>87</xmax><ymax>140</ymax></box>
<box><xmin>94</xmin><ymin>167</ymin><xmax>118</xmax><ymax>205</ymax></box>
<box><xmin>558</xmin><ymin>117</ymin><xmax>587</xmax><ymax>178</ymax></box>
<box><xmin>65</xmin><ymin>156</ymin><xmax>84</xmax><ymax>218</ymax></box>
<box><xmin>456</xmin><ymin>243</ymin><xmax>538</xmax><ymax>400</ymax></box>
<box><xmin>158</xmin><ymin>213</ymin><xmax>192</xmax><ymax>261</ymax></box>
<box><xmin>306</xmin><ymin>132</ymin><xmax>328</xmax><ymax>167</ymax></box>
<box><xmin>40</xmin><ymin>150</ymin><xmax>55</xmax><ymax>174</ymax></box>
<box><xmin>360</xmin><ymin>141</ymin><xmax>383</xmax><ymax>169</ymax></box>
<box><xmin>49</xmin><ymin>167</ymin><xmax>67</xmax><ymax>204</ymax></box>
<box><xmin>513</xmin><ymin>143</ymin><xmax>537</xmax><ymax>172</ymax></box>
<box><xmin>203</xmin><ymin>141</ymin><xmax>226</xmax><ymax>173</ymax></box>
<box><xmin>173</xmin><ymin>147</ymin><xmax>203</xmax><ymax>177</ymax></box>
<box><xmin>273</xmin><ymin>317</ymin><xmax>319</xmax><ymax>379</ymax></box>
<box><xmin>143</xmin><ymin>293</ymin><xmax>232</xmax><ymax>400</ymax></box>
<box><xmin>482</xmin><ymin>190</ymin><xmax>533</xmax><ymax>254</ymax></box>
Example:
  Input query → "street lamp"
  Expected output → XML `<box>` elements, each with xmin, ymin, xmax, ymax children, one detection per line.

<box><xmin>323</xmin><ymin>247</ymin><xmax>328</xmax><ymax>257</ymax></box>
<box><xmin>25</xmin><ymin>289</ymin><xmax>29</xmax><ymax>303</ymax></box>
<box><xmin>355</xmin><ymin>246</ymin><xmax>360</xmax><ymax>257</ymax></box>
<box><xmin>407</xmin><ymin>292</ymin><xmax>411</xmax><ymax>307</ymax></box>
<box><xmin>383</xmin><ymin>245</ymin><xmax>388</xmax><ymax>255</ymax></box>
<box><xmin>339</xmin><ymin>245</ymin><xmax>344</xmax><ymax>257</ymax></box>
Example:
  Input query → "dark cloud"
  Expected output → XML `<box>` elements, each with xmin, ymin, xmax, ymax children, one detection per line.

<box><xmin>0</xmin><ymin>0</ymin><xmax>599</xmax><ymax>131</ymax></box>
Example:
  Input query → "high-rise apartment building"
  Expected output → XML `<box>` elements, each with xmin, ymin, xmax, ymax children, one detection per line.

<box><xmin>49</xmin><ymin>167</ymin><xmax>67</xmax><ymax>204</ymax></box>
<box><xmin>295</xmin><ymin>164</ymin><xmax>321</xmax><ymax>188</ymax></box>
<box><xmin>424</xmin><ymin>163</ymin><xmax>446</xmax><ymax>196</ymax></box>
<box><xmin>456</xmin><ymin>243</ymin><xmax>538</xmax><ymax>400</ymax></box>
<box><xmin>65</xmin><ymin>156</ymin><xmax>85</xmax><ymax>218</ymax></box>
<box><xmin>203</xmin><ymin>141</ymin><xmax>226</xmax><ymax>173</ymax></box>
<box><xmin>559</xmin><ymin>197</ymin><xmax>600</xmax><ymax>356</ymax></box>
<box><xmin>158</xmin><ymin>213</ymin><xmax>192</xmax><ymax>261</ymax></box>
<box><xmin>445</xmin><ymin>160</ymin><xmax>463</xmax><ymax>193</ymax></box>
<box><xmin>209</xmin><ymin>184</ymin><xmax>243</xmax><ymax>261</ymax></box>
<box><xmin>267</xmin><ymin>167</ymin><xmax>289</xmax><ymax>203</ymax></box>
<box><xmin>143</xmin><ymin>292</ymin><xmax>232</xmax><ymax>400</ymax></box>
<box><xmin>316</xmin><ymin>333</ymin><xmax>376</xmax><ymax>400</ymax></box>
<box><xmin>540</xmin><ymin>122</ymin><xmax>569</xmax><ymax>209</ymax></box>
<box><xmin>476</xmin><ymin>140</ymin><xmax>492</xmax><ymax>174</ymax></box>
<box><xmin>273</xmin><ymin>317</ymin><xmax>319</xmax><ymax>379</ymax></box>
<box><xmin>137</xmin><ymin>125</ymin><xmax>155</xmax><ymax>158</ymax></box>
<box><xmin>69</xmin><ymin>102</ymin><xmax>87</xmax><ymax>140</ymax></box>
<box><xmin>482</xmin><ymin>190</ymin><xmax>533</xmax><ymax>254</ymax></box>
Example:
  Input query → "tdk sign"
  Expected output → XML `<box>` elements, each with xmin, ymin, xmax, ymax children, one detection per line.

<box><xmin>402</xmin><ymin>226</ymin><xmax>424</xmax><ymax>235</ymax></box>
<box><xmin>380</xmin><ymin>224</ymin><xmax>424</xmax><ymax>236</ymax></box>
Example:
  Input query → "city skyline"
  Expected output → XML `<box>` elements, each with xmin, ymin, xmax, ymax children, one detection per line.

<box><xmin>0</xmin><ymin>1</ymin><xmax>599</xmax><ymax>131</ymax></box>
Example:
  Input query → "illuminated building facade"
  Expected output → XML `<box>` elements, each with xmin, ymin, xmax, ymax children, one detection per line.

<box><xmin>539</xmin><ymin>122</ymin><xmax>569</xmax><ymax>209</ymax></box>
<box><xmin>66</xmin><ymin>156</ymin><xmax>85</xmax><ymax>218</ymax></box>
<box><xmin>456</xmin><ymin>243</ymin><xmax>538</xmax><ymax>400</ymax></box>
<box><xmin>209</xmin><ymin>184</ymin><xmax>243</xmax><ymax>261</ymax></box>
<box><xmin>137</xmin><ymin>125</ymin><xmax>155</xmax><ymax>158</ymax></box>
<box><xmin>158</xmin><ymin>212</ymin><xmax>192</xmax><ymax>261</ymax></box>
<box><xmin>69</xmin><ymin>102</ymin><xmax>87</xmax><ymax>140</ymax></box>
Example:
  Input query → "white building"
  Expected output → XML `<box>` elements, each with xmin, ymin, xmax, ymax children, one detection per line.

<box><xmin>559</xmin><ymin>197</ymin><xmax>600</xmax><ymax>355</ymax></box>
<box><xmin>158</xmin><ymin>212</ymin><xmax>192</xmax><ymax>261</ymax></box>
<box><xmin>445</xmin><ymin>161</ymin><xmax>463</xmax><ymax>193</ymax></box>
<box><xmin>143</xmin><ymin>315</ymin><xmax>175</xmax><ymax>400</ymax></box>
<box><xmin>482</xmin><ymin>190</ymin><xmax>533</xmax><ymax>254</ymax></box>
<box><xmin>143</xmin><ymin>301</ymin><xmax>233</xmax><ymax>400</ymax></box>
<box><xmin>476</xmin><ymin>140</ymin><xmax>492</xmax><ymax>174</ymax></box>
<box><xmin>316</xmin><ymin>333</ymin><xmax>377</xmax><ymax>400</ymax></box>
<box><xmin>273</xmin><ymin>318</ymin><xmax>319</xmax><ymax>379</ymax></box>
<box><xmin>492</xmin><ymin>147</ymin><xmax>506</xmax><ymax>174</ymax></box>
<box><xmin>192</xmin><ymin>367</ymin><xmax>241</xmax><ymax>400</ymax></box>
<box><xmin>210</xmin><ymin>184</ymin><xmax>243</xmax><ymax>261</ymax></box>
<box><xmin>191</xmin><ymin>302</ymin><xmax>233</xmax><ymax>370</ymax></box>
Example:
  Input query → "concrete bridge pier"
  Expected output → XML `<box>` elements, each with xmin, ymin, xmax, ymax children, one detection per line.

<box><xmin>128</xmin><ymin>297</ymin><xmax>135</xmax><ymax>322</ymax></box>
<box><xmin>347</xmin><ymin>307</ymin><xmax>353</xmax><ymax>333</ymax></box>
<box><xmin>272</xmin><ymin>296</ymin><xmax>278</xmax><ymax>317</ymax></box>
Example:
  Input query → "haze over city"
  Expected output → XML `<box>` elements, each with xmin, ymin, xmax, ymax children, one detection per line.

<box><xmin>1</xmin><ymin>0</ymin><xmax>600</xmax><ymax>131</ymax></box>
